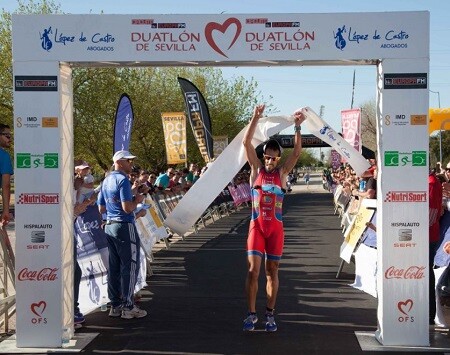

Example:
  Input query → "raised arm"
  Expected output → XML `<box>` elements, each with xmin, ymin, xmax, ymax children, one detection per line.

<box><xmin>281</xmin><ymin>109</ymin><xmax>306</xmax><ymax>176</ymax></box>
<box><xmin>243</xmin><ymin>105</ymin><xmax>265</xmax><ymax>182</ymax></box>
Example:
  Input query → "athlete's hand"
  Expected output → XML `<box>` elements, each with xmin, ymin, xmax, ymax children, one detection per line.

<box><xmin>293</xmin><ymin>109</ymin><xmax>306</xmax><ymax>125</ymax></box>
<box><xmin>252</xmin><ymin>104</ymin><xmax>265</xmax><ymax>121</ymax></box>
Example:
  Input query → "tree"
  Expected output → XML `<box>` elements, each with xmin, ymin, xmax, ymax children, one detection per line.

<box><xmin>360</xmin><ymin>98</ymin><xmax>377</xmax><ymax>153</ymax></box>
<box><xmin>430</xmin><ymin>131</ymin><xmax>450</xmax><ymax>166</ymax></box>
<box><xmin>72</xmin><ymin>66</ymin><xmax>262</xmax><ymax>174</ymax></box>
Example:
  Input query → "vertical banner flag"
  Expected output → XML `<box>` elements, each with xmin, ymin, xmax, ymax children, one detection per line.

<box><xmin>177</xmin><ymin>77</ymin><xmax>214</xmax><ymax>163</ymax></box>
<box><xmin>330</xmin><ymin>149</ymin><xmax>341</xmax><ymax>170</ymax></box>
<box><xmin>161</xmin><ymin>112</ymin><xmax>187</xmax><ymax>165</ymax></box>
<box><xmin>341</xmin><ymin>108</ymin><xmax>362</xmax><ymax>155</ymax></box>
<box><xmin>113</xmin><ymin>93</ymin><xmax>134</xmax><ymax>153</ymax></box>
<box><xmin>213</xmin><ymin>135</ymin><xmax>228</xmax><ymax>158</ymax></box>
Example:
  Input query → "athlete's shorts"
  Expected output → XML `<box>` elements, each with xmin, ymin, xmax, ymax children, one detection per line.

<box><xmin>246</xmin><ymin>223</ymin><xmax>284</xmax><ymax>261</ymax></box>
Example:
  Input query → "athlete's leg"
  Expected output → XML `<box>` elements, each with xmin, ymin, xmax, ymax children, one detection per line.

<box><xmin>265</xmin><ymin>227</ymin><xmax>284</xmax><ymax>310</ymax></box>
<box><xmin>265</xmin><ymin>259</ymin><xmax>280</xmax><ymax>309</ymax></box>
<box><xmin>245</xmin><ymin>255</ymin><xmax>262</xmax><ymax>312</ymax></box>
<box><xmin>246</xmin><ymin>224</ymin><xmax>265</xmax><ymax>312</ymax></box>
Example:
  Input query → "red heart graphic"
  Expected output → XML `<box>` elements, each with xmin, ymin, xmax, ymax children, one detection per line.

<box><xmin>204</xmin><ymin>18</ymin><xmax>242</xmax><ymax>58</ymax></box>
<box><xmin>397</xmin><ymin>299</ymin><xmax>413</xmax><ymax>315</ymax></box>
<box><xmin>31</xmin><ymin>300</ymin><xmax>46</xmax><ymax>317</ymax></box>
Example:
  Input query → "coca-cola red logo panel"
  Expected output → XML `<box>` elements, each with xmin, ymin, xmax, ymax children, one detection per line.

<box><xmin>18</xmin><ymin>267</ymin><xmax>59</xmax><ymax>281</ymax></box>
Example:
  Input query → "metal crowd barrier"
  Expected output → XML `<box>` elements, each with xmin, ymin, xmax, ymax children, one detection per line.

<box><xmin>0</xmin><ymin>226</ymin><xmax>16</xmax><ymax>334</ymax></box>
<box><xmin>152</xmin><ymin>186</ymin><xmax>243</xmax><ymax>238</ymax></box>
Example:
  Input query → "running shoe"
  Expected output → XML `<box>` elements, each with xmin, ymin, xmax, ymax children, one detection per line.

<box><xmin>243</xmin><ymin>313</ymin><xmax>258</xmax><ymax>331</ymax></box>
<box><xmin>265</xmin><ymin>313</ymin><xmax>277</xmax><ymax>332</ymax></box>
<box><xmin>109</xmin><ymin>306</ymin><xmax>122</xmax><ymax>318</ymax></box>
<box><xmin>74</xmin><ymin>311</ymin><xmax>85</xmax><ymax>324</ymax></box>
<box><xmin>121</xmin><ymin>305</ymin><xmax>147</xmax><ymax>319</ymax></box>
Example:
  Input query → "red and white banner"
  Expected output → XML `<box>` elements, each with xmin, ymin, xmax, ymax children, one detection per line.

<box><xmin>341</xmin><ymin>108</ymin><xmax>361</xmax><ymax>155</ymax></box>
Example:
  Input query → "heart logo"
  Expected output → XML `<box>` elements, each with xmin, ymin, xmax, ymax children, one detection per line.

<box><xmin>397</xmin><ymin>299</ymin><xmax>413</xmax><ymax>315</ymax></box>
<box><xmin>204</xmin><ymin>18</ymin><xmax>242</xmax><ymax>58</ymax></box>
<box><xmin>31</xmin><ymin>300</ymin><xmax>47</xmax><ymax>317</ymax></box>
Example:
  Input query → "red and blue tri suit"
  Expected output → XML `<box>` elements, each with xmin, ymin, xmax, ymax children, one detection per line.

<box><xmin>247</xmin><ymin>167</ymin><xmax>285</xmax><ymax>261</ymax></box>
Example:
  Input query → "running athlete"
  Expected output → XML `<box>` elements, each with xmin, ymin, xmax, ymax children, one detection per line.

<box><xmin>242</xmin><ymin>104</ymin><xmax>305</xmax><ymax>332</ymax></box>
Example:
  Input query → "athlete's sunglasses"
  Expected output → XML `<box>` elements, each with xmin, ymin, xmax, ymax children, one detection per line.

<box><xmin>263</xmin><ymin>154</ymin><xmax>281</xmax><ymax>162</ymax></box>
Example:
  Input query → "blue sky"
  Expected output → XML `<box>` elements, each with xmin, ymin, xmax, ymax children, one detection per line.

<box><xmin>3</xmin><ymin>0</ymin><xmax>449</xmax><ymax>134</ymax></box>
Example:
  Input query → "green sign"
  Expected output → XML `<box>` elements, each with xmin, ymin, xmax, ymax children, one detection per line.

<box><xmin>16</xmin><ymin>153</ymin><xmax>58</xmax><ymax>168</ymax></box>
<box><xmin>384</xmin><ymin>151</ymin><xmax>426</xmax><ymax>167</ymax></box>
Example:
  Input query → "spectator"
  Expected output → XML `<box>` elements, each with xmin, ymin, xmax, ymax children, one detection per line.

<box><xmin>146</xmin><ymin>173</ymin><xmax>158</xmax><ymax>195</ymax></box>
<box><xmin>185</xmin><ymin>163</ymin><xmax>197</xmax><ymax>187</ymax></box>
<box><xmin>74</xmin><ymin>161</ymin><xmax>90</xmax><ymax>191</ymax></box>
<box><xmin>304</xmin><ymin>171</ymin><xmax>310</xmax><ymax>188</ymax></box>
<box><xmin>97</xmin><ymin>150</ymin><xmax>147</xmax><ymax>319</ymax></box>
<box><xmin>155</xmin><ymin>168</ymin><xmax>175</xmax><ymax>190</ymax></box>
<box><xmin>352</xmin><ymin>165</ymin><xmax>377</xmax><ymax>200</ymax></box>
<box><xmin>138</xmin><ymin>170</ymin><xmax>150</xmax><ymax>186</ymax></box>
<box><xmin>430</xmin><ymin>169</ymin><xmax>443</xmax><ymax>325</ymax></box>
<box><xmin>193</xmin><ymin>168</ymin><xmax>202</xmax><ymax>183</ymax></box>
<box><xmin>0</xmin><ymin>124</ymin><xmax>13</xmax><ymax>226</ymax></box>
<box><xmin>178</xmin><ymin>168</ymin><xmax>190</xmax><ymax>191</ymax></box>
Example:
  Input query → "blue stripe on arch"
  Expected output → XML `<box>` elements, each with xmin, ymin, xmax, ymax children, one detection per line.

<box><xmin>247</xmin><ymin>250</ymin><xmax>264</xmax><ymax>258</ymax></box>
<box><xmin>266</xmin><ymin>254</ymin><xmax>281</xmax><ymax>261</ymax></box>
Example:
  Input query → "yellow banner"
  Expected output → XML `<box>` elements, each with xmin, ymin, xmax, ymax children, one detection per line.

<box><xmin>429</xmin><ymin>108</ymin><xmax>450</xmax><ymax>134</ymax></box>
<box><xmin>340</xmin><ymin>205</ymin><xmax>375</xmax><ymax>263</ymax></box>
<box><xmin>213</xmin><ymin>135</ymin><xmax>228</xmax><ymax>158</ymax></box>
<box><xmin>161</xmin><ymin>112</ymin><xmax>187</xmax><ymax>165</ymax></box>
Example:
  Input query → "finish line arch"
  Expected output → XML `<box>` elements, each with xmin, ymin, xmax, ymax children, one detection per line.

<box><xmin>11</xmin><ymin>11</ymin><xmax>429</xmax><ymax>348</ymax></box>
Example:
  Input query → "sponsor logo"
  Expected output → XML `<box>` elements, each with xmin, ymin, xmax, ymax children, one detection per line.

<box><xmin>384</xmin><ymin>191</ymin><xmax>426</xmax><ymax>203</ymax></box>
<box><xmin>391</xmin><ymin>222</ymin><xmax>420</xmax><ymax>227</ymax></box>
<box><xmin>393</xmin><ymin>229</ymin><xmax>415</xmax><ymax>248</ymax></box>
<box><xmin>385</xmin><ymin>265</ymin><xmax>425</xmax><ymax>279</ymax></box>
<box><xmin>17</xmin><ymin>193</ymin><xmax>59</xmax><ymax>205</ymax></box>
<box><xmin>246</xmin><ymin>18</ymin><xmax>269</xmax><ymax>25</ymax></box>
<box><xmin>14</xmin><ymin>76</ymin><xmax>57</xmax><ymax>92</ymax></box>
<box><xmin>333</xmin><ymin>25</ymin><xmax>409</xmax><ymax>51</ymax></box>
<box><xmin>39</xmin><ymin>26</ymin><xmax>115</xmax><ymax>52</ymax></box>
<box><xmin>205</xmin><ymin>18</ymin><xmax>242</xmax><ymax>58</ymax></box>
<box><xmin>265</xmin><ymin>22</ymin><xmax>300</xmax><ymax>28</ymax></box>
<box><xmin>31</xmin><ymin>231</ymin><xmax>45</xmax><ymax>243</ymax></box>
<box><xmin>30</xmin><ymin>300</ymin><xmax>47</xmax><ymax>325</ymax></box>
<box><xmin>384</xmin><ymin>151</ymin><xmax>426</xmax><ymax>167</ymax></box>
<box><xmin>384</xmin><ymin>73</ymin><xmax>427</xmax><ymax>89</ymax></box>
<box><xmin>384</xmin><ymin>114</ymin><xmax>412</xmax><ymax>127</ymax></box>
<box><xmin>24</xmin><ymin>224</ymin><xmax>53</xmax><ymax>229</ymax></box>
<box><xmin>18</xmin><ymin>267</ymin><xmax>58</xmax><ymax>281</ymax></box>
<box><xmin>131</xmin><ymin>19</ymin><xmax>154</xmax><ymax>25</ymax></box>
<box><xmin>151</xmin><ymin>22</ymin><xmax>186</xmax><ymax>29</ymax></box>
<box><xmin>398</xmin><ymin>228</ymin><xmax>412</xmax><ymax>241</ymax></box>
<box><xmin>263</xmin><ymin>196</ymin><xmax>273</xmax><ymax>203</ymax></box>
<box><xmin>16</xmin><ymin>116</ymin><xmax>58</xmax><ymax>129</ymax></box>
<box><xmin>410</xmin><ymin>114</ymin><xmax>427</xmax><ymax>125</ymax></box>
<box><xmin>16</xmin><ymin>153</ymin><xmax>58</xmax><ymax>169</ymax></box>
<box><xmin>318</xmin><ymin>125</ymin><xmax>351</xmax><ymax>159</ymax></box>
<box><xmin>397</xmin><ymin>299</ymin><xmax>414</xmax><ymax>323</ymax></box>
<box><xmin>42</xmin><ymin>117</ymin><xmax>58</xmax><ymax>127</ymax></box>
<box><xmin>27</xmin><ymin>231</ymin><xmax>49</xmax><ymax>250</ymax></box>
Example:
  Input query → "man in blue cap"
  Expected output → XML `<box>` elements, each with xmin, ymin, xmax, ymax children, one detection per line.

<box><xmin>98</xmin><ymin>150</ymin><xmax>147</xmax><ymax>319</ymax></box>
